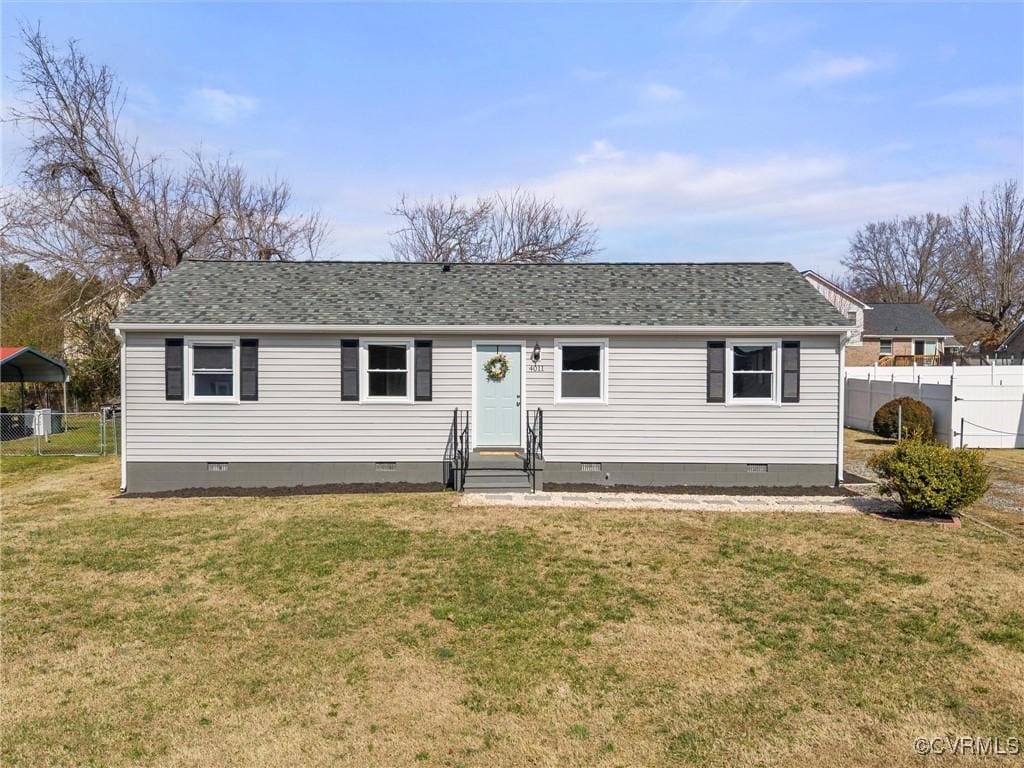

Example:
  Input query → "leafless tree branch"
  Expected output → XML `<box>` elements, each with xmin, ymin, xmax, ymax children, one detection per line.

<box><xmin>389</xmin><ymin>190</ymin><xmax>598</xmax><ymax>263</ymax></box>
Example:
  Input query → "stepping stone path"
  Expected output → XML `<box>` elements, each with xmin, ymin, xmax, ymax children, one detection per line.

<box><xmin>460</xmin><ymin>490</ymin><xmax>896</xmax><ymax>515</ymax></box>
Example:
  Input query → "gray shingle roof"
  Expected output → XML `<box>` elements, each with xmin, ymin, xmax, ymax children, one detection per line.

<box><xmin>115</xmin><ymin>260</ymin><xmax>854</xmax><ymax>328</ymax></box>
<box><xmin>862</xmin><ymin>303</ymin><xmax>954</xmax><ymax>337</ymax></box>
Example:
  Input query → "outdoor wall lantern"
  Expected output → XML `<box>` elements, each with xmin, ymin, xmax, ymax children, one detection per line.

<box><xmin>531</xmin><ymin>343</ymin><xmax>541</xmax><ymax>363</ymax></box>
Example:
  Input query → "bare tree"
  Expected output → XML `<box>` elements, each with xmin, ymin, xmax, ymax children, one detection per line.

<box><xmin>192</xmin><ymin>154</ymin><xmax>326</xmax><ymax>262</ymax></box>
<box><xmin>841</xmin><ymin>213</ymin><xmax>954</xmax><ymax>313</ymax></box>
<box><xmin>1</xmin><ymin>26</ymin><xmax>327</xmax><ymax>295</ymax></box>
<box><xmin>946</xmin><ymin>180</ymin><xmax>1024</xmax><ymax>349</ymax></box>
<box><xmin>391</xmin><ymin>190</ymin><xmax>598</xmax><ymax>263</ymax></box>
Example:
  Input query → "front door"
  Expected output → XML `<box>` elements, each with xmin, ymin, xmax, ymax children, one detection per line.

<box><xmin>475</xmin><ymin>344</ymin><xmax>521</xmax><ymax>447</ymax></box>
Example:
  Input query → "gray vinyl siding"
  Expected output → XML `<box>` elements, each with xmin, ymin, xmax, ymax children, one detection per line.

<box><xmin>124</xmin><ymin>333</ymin><xmax>468</xmax><ymax>462</ymax></box>
<box><xmin>534</xmin><ymin>336</ymin><xmax>839</xmax><ymax>464</ymax></box>
<box><xmin>123</xmin><ymin>332</ymin><xmax>840</xmax><ymax>465</ymax></box>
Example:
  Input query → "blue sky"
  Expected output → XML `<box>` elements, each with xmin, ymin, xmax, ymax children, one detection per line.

<box><xmin>2</xmin><ymin>2</ymin><xmax>1022</xmax><ymax>273</ymax></box>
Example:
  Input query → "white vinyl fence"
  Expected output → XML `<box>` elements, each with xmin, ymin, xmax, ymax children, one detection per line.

<box><xmin>845</xmin><ymin>365</ymin><xmax>1024</xmax><ymax>449</ymax></box>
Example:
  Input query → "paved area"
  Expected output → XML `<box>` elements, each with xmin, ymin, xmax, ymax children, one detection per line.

<box><xmin>461</xmin><ymin>490</ymin><xmax>895</xmax><ymax>515</ymax></box>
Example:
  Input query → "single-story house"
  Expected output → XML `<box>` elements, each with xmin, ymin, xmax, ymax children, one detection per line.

<box><xmin>111</xmin><ymin>260</ymin><xmax>857</xmax><ymax>493</ymax></box>
<box><xmin>844</xmin><ymin>303</ymin><xmax>955</xmax><ymax>367</ymax></box>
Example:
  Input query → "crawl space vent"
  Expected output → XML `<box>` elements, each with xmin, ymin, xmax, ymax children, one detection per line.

<box><xmin>580</xmin><ymin>462</ymin><xmax>602</xmax><ymax>472</ymax></box>
<box><xmin>746</xmin><ymin>464</ymin><xmax>768</xmax><ymax>473</ymax></box>
<box><xmin>207</xmin><ymin>463</ymin><xmax>228</xmax><ymax>472</ymax></box>
<box><xmin>375</xmin><ymin>462</ymin><xmax>397</xmax><ymax>471</ymax></box>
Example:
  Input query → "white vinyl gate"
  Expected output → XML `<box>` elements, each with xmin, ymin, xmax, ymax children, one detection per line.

<box><xmin>844</xmin><ymin>365</ymin><xmax>1024</xmax><ymax>449</ymax></box>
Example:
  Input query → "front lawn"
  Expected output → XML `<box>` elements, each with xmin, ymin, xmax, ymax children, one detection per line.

<box><xmin>2</xmin><ymin>453</ymin><xmax>1022</xmax><ymax>767</ymax></box>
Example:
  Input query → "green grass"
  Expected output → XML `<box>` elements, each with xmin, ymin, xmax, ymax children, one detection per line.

<box><xmin>1</xmin><ymin>453</ymin><xmax>109</xmax><ymax>486</ymax></box>
<box><xmin>2</xmin><ymin>457</ymin><xmax>1023</xmax><ymax>767</ymax></box>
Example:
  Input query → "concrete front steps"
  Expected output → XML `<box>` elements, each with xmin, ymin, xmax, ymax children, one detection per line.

<box><xmin>462</xmin><ymin>450</ymin><xmax>534</xmax><ymax>491</ymax></box>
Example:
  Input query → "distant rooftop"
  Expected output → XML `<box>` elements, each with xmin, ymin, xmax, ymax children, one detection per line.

<box><xmin>862</xmin><ymin>303</ymin><xmax>954</xmax><ymax>338</ymax></box>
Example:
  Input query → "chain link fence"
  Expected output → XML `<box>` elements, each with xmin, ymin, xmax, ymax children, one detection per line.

<box><xmin>0</xmin><ymin>410</ymin><xmax>120</xmax><ymax>456</ymax></box>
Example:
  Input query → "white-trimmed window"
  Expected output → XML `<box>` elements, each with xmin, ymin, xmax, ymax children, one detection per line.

<box><xmin>555</xmin><ymin>339</ymin><xmax>608</xmax><ymax>403</ymax></box>
<box><xmin>360</xmin><ymin>339</ymin><xmax>413</xmax><ymax>402</ymax></box>
<box><xmin>879</xmin><ymin>338</ymin><xmax>893</xmax><ymax>356</ymax></box>
<box><xmin>186</xmin><ymin>338</ymin><xmax>239</xmax><ymax>402</ymax></box>
<box><xmin>726</xmin><ymin>340</ymin><xmax>778</xmax><ymax>403</ymax></box>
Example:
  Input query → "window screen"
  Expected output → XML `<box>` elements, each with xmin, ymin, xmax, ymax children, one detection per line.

<box><xmin>560</xmin><ymin>345</ymin><xmax>602</xmax><ymax>399</ymax></box>
<box><xmin>731</xmin><ymin>344</ymin><xmax>773</xmax><ymax>399</ymax></box>
<box><xmin>367</xmin><ymin>344</ymin><xmax>408</xmax><ymax>397</ymax></box>
<box><xmin>192</xmin><ymin>344</ymin><xmax>233</xmax><ymax>397</ymax></box>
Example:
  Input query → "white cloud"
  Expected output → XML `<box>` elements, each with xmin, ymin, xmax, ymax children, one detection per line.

<box><xmin>640</xmin><ymin>82</ymin><xmax>683</xmax><ymax>104</ymax></box>
<box><xmin>524</xmin><ymin>142</ymin><xmax>990</xmax><ymax>232</ymax></box>
<box><xmin>788</xmin><ymin>55</ymin><xmax>884</xmax><ymax>85</ymax></box>
<box><xmin>921</xmin><ymin>85</ymin><xmax>1021</xmax><ymax>108</ymax></box>
<box><xmin>575</xmin><ymin>140</ymin><xmax>625</xmax><ymax>165</ymax></box>
<box><xmin>187</xmin><ymin>87</ymin><xmax>259</xmax><ymax>123</ymax></box>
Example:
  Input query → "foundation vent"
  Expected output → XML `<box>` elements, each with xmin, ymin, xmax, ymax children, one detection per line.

<box><xmin>746</xmin><ymin>464</ymin><xmax>768</xmax><ymax>473</ymax></box>
<box><xmin>580</xmin><ymin>462</ymin><xmax>602</xmax><ymax>472</ymax></box>
<box><xmin>207</xmin><ymin>463</ymin><xmax>229</xmax><ymax>472</ymax></box>
<box><xmin>375</xmin><ymin>462</ymin><xmax>397</xmax><ymax>471</ymax></box>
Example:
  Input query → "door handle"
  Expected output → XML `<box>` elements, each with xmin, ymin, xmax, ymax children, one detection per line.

<box><xmin>516</xmin><ymin>395</ymin><xmax>521</xmax><ymax>407</ymax></box>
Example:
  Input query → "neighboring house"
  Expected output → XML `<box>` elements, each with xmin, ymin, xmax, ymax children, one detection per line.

<box><xmin>802</xmin><ymin>271</ymin><xmax>866</xmax><ymax>345</ymax></box>
<box><xmin>62</xmin><ymin>287</ymin><xmax>133</xmax><ymax>362</ymax></box>
<box><xmin>801</xmin><ymin>273</ymin><xmax>956</xmax><ymax>367</ymax></box>
<box><xmin>997</xmin><ymin>320</ymin><xmax>1024</xmax><ymax>362</ymax></box>
<box><xmin>111</xmin><ymin>260</ymin><xmax>857</xmax><ymax>494</ymax></box>
<box><xmin>846</xmin><ymin>303</ymin><xmax>956</xmax><ymax>366</ymax></box>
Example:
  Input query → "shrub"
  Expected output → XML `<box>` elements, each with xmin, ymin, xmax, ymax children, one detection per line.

<box><xmin>868</xmin><ymin>441</ymin><xmax>990</xmax><ymax>515</ymax></box>
<box><xmin>873</xmin><ymin>397</ymin><xmax>934</xmax><ymax>441</ymax></box>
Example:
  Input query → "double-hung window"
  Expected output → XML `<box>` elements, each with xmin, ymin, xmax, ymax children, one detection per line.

<box><xmin>879</xmin><ymin>338</ymin><xmax>893</xmax><ymax>356</ymax></box>
<box><xmin>361</xmin><ymin>340</ymin><xmax>412</xmax><ymax>402</ymax></box>
<box><xmin>555</xmin><ymin>340</ymin><xmax>607</xmax><ymax>403</ymax></box>
<box><xmin>186</xmin><ymin>338</ymin><xmax>239</xmax><ymax>402</ymax></box>
<box><xmin>727</xmin><ymin>341</ymin><xmax>778</xmax><ymax>403</ymax></box>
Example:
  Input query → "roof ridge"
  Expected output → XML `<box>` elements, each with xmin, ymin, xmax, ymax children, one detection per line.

<box><xmin>178</xmin><ymin>259</ymin><xmax>796</xmax><ymax>267</ymax></box>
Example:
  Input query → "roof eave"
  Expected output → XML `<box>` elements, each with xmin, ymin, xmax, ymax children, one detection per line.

<box><xmin>111</xmin><ymin>321</ymin><xmax>854</xmax><ymax>335</ymax></box>
<box><xmin>801</xmin><ymin>270</ymin><xmax>870</xmax><ymax>308</ymax></box>
<box><xmin>862</xmin><ymin>332</ymin><xmax>956</xmax><ymax>339</ymax></box>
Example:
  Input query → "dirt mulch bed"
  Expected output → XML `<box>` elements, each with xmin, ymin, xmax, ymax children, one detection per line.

<box><xmin>120</xmin><ymin>482</ymin><xmax>444</xmax><ymax>499</ymax></box>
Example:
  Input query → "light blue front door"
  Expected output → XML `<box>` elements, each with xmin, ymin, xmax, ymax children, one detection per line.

<box><xmin>476</xmin><ymin>344</ymin><xmax>521</xmax><ymax>447</ymax></box>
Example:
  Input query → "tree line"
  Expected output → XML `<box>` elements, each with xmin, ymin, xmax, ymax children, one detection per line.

<box><xmin>840</xmin><ymin>180</ymin><xmax>1023</xmax><ymax>351</ymax></box>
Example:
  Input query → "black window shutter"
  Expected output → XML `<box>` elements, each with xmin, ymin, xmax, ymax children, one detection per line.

<box><xmin>707</xmin><ymin>341</ymin><xmax>725</xmax><ymax>403</ymax></box>
<box><xmin>340</xmin><ymin>339</ymin><xmax>359</xmax><ymax>401</ymax></box>
<box><xmin>165</xmin><ymin>338</ymin><xmax>184</xmax><ymax>401</ymax></box>
<box><xmin>240</xmin><ymin>339</ymin><xmax>259</xmax><ymax>401</ymax></box>
<box><xmin>414</xmin><ymin>340</ymin><xmax>433</xmax><ymax>401</ymax></box>
<box><xmin>782</xmin><ymin>341</ymin><xmax>801</xmax><ymax>403</ymax></box>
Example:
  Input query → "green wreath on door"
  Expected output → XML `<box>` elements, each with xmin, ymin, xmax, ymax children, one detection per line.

<box><xmin>483</xmin><ymin>353</ymin><xmax>510</xmax><ymax>381</ymax></box>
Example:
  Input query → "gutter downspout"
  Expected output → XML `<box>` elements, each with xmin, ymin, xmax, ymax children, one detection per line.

<box><xmin>837</xmin><ymin>331</ymin><xmax>850</xmax><ymax>484</ymax></box>
<box><xmin>115</xmin><ymin>328</ymin><xmax>127</xmax><ymax>492</ymax></box>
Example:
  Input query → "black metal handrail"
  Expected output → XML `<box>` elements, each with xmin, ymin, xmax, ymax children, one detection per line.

<box><xmin>457</xmin><ymin>411</ymin><xmax>469</xmax><ymax>490</ymax></box>
<box><xmin>525</xmin><ymin>408</ymin><xmax>543</xmax><ymax>493</ymax></box>
<box><xmin>444</xmin><ymin>409</ymin><xmax>471</xmax><ymax>490</ymax></box>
